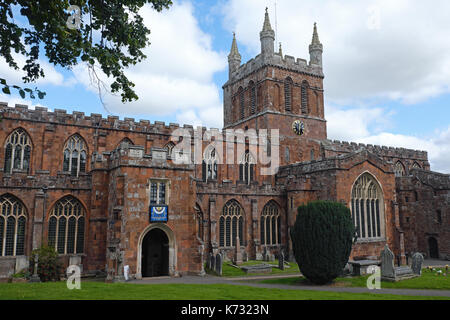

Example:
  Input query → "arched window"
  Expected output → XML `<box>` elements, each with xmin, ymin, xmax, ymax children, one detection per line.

<box><xmin>48</xmin><ymin>196</ymin><xmax>85</xmax><ymax>254</ymax></box>
<box><xmin>239</xmin><ymin>150</ymin><xmax>255</xmax><ymax>185</ymax></box>
<box><xmin>310</xmin><ymin>149</ymin><xmax>315</xmax><ymax>161</ymax></box>
<box><xmin>351</xmin><ymin>173</ymin><xmax>385</xmax><ymax>240</ymax></box>
<box><xmin>301</xmin><ymin>81</ymin><xmax>309</xmax><ymax>114</ymax></box>
<box><xmin>195</xmin><ymin>204</ymin><xmax>204</xmax><ymax>241</ymax></box>
<box><xmin>115</xmin><ymin>138</ymin><xmax>133</xmax><ymax>150</ymax></box>
<box><xmin>219</xmin><ymin>200</ymin><xmax>243</xmax><ymax>247</ymax></box>
<box><xmin>0</xmin><ymin>195</ymin><xmax>27</xmax><ymax>256</ymax></box>
<box><xmin>412</xmin><ymin>162</ymin><xmax>421</xmax><ymax>169</ymax></box>
<box><xmin>394</xmin><ymin>161</ymin><xmax>406</xmax><ymax>177</ymax></box>
<box><xmin>260</xmin><ymin>201</ymin><xmax>281</xmax><ymax>246</ymax></box>
<box><xmin>238</xmin><ymin>87</ymin><xmax>245</xmax><ymax>119</ymax></box>
<box><xmin>164</xmin><ymin>142</ymin><xmax>175</xmax><ymax>158</ymax></box>
<box><xmin>249</xmin><ymin>81</ymin><xmax>256</xmax><ymax>115</ymax></box>
<box><xmin>4</xmin><ymin>128</ymin><xmax>32</xmax><ymax>174</ymax></box>
<box><xmin>63</xmin><ymin>135</ymin><xmax>87</xmax><ymax>176</ymax></box>
<box><xmin>202</xmin><ymin>147</ymin><xmax>218</xmax><ymax>182</ymax></box>
<box><xmin>284</xmin><ymin>78</ymin><xmax>293</xmax><ymax>112</ymax></box>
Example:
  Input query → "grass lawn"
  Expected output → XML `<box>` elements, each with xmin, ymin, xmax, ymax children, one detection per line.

<box><xmin>0</xmin><ymin>281</ymin><xmax>449</xmax><ymax>300</ymax></box>
<box><xmin>259</xmin><ymin>267</ymin><xmax>450</xmax><ymax>291</ymax></box>
<box><xmin>208</xmin><ymin>260</ymin><xmax>300</xmax><ymax>277</ymax></box>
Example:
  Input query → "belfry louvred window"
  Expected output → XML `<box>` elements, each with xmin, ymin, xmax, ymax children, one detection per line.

<box><xmin>63</xmin><ymin>135</ymin><xmax>87</xmax><ymax>177</ymax></box>
<box><xmin>4</xmin><ymin>128</ymin><xmax>32</xmax><ymax>174</ymax></box>
<box><xmin>284</xmin><ymin>78</ymin><xmax>293</xmax><ymax>112</ymax></box>
<box><xmin>239</xmin><ymin>87</ymin><xmax>245</xmax><ymax>119</ymax></box>
<box><xmin>48</xmin><ymin>196</ymin><xmax>85</xmax><ymax>255</ymax></box>
<box><xmin>301</xmin><ymin>81</ymin><xmax>309</xmax><ymax>114</ymax></box>
<box><xmin>249</xmin><ymin>81</ymin><xmax>256</xmax><ymax>115</ymax></box>
<box><xmin>350</xmin><ymin>173</ymin><xmax>384</xmax><ymax>240</ymax></box>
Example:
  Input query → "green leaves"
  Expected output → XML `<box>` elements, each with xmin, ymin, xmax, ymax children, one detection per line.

<box><xmin>0</xmin><ymin>0</ymin><xmax>173</xmax><ymax>104</ymax></box>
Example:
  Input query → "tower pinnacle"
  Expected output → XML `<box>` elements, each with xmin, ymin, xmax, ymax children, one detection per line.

<box><xmin>260</xmin><ymin>8</ymin><xmax>275</xmax><ymax>58</ymax></box>
<box><xmin>309</xmin><ymin>22</ymin><xmax>323</xmax><ymax>68</ymax></box>
<box><xmin>228</xmin><ymin>32</ymin><xmax>241</xmax><ymax>77</ymax></box>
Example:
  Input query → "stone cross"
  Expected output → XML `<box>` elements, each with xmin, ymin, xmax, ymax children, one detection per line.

<box><xmin>215</xmin><ymin>254</ymin><xmax>222</xmax><ymax>276</ymax></box>
<box><xmin>411</xmin><ymin>252</ymin><xmax>424</xmax><ymax>275</ymax></box>
<box><xmin>380</xmin><ymin>244</ymin><xmax>395</xmax><ymax>279</ymax></box>
<box><xmin>278</xmin><ymin>251</ymin><xmax>285</xmax><ymax>270</ymax></box>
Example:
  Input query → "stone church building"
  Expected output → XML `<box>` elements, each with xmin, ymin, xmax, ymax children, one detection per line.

<box><xmin>0</xmin><ymin>10</ymin><xmax>448</xmax><ymax>279</ymax></box>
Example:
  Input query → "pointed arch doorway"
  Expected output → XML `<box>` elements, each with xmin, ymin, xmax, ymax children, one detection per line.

<box><xmin>137</xmin><ymin>224</ymin><xmax>176</xmax><ymax>278</ymax></box>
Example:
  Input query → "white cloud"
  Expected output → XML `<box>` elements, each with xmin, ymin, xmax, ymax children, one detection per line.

<box><xmin>221</xmin><ymin>0</ymin><xmax>450</xmax><ymax>105</ymax></box>
<box><xmin>325</xmin><ymin>104</ymin><xmax>450</xmax><ymax>173</ymax></box>
<box><xmin>72</xmin><ymin>1</ymin><xmax>226</xmax><ymax>129</ymax></box>
<box><xmin>0</xmin><ymin>94</ymin><xmax>49</xmax><ymax>111</ymax></box>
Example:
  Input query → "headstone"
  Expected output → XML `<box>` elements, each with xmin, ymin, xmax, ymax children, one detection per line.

<box><xmin>15</xmin><ymin>256</ymin><xmax>29</xmax><ymax>273</ymax></box>
<box><xmin>210</xmin><ymin>253</ymin><xmax>216</xmax><ymax>272</ymax></box>
<box><xmin>206</xmin><ymin>253</ymin><xmax>212</xmax><ymax>270</ymax></box>
<box><xmin>123</xmin><ymin>265</ymin><xmax>130</xmax><ymax>281</ymax></box>
<box><xmin>278</xmin><ymin>251</ymin><xmax>285</xmax><ymax>270</ymax></box>
<box><xmin>215</xmin><ymin>254</ymin><xmax>222</xmax><ymax>276</ymax></box>
<box><xmin>380</xmin><ymin>244</ymin><xmax>395</xmax><ymax>279</ymax></box>
<box><xmin>234</xmin><ymin>236</ymin><xmax>243</xmax><ymax>265</ymax></box>
<box><xmin>411</xmin><ymin>252</ymin><xmax>424</xmax><ymax>275</ymax></box>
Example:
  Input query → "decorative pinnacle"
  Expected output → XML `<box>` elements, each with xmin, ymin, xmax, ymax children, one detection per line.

<box><xmin>311</xmin><ymin>22</ymin><xmax>321</xmax><ymax>45</ymax></box>
<box><xmin>229</xmin><ymin>32</ymin><xmax>241</xmax><ymax>60</ymax></box>
<box><xmin>279</xmin><ymin>42</ymin><xmax>282</xmax><ymax>56</ymax></box>
<box><xmin>262</xmin><ymin>7</ymin><xmax>273</xmax><ymax>32</ymax></box>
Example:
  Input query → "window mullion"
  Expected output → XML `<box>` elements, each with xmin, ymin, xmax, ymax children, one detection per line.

<box><xmin>74</xmin><ymin>216</ymin><xmax>78</xmax><ymax>254</ymax></box>
<box><xmin>64</xmin><ymin>216</ymin><xmax>69</xmax><ymax>255</ymax></box>
<box><xmin>13</xmin><ymin>217</ymin><xmax>18</xmax><ymax>256</ymax></box>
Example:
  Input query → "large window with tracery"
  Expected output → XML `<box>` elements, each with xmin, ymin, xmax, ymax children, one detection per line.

<box><xmin>0</xmin><ymin>195</ymin><xmax>27</xmax><ymax>256</ymax></box>
<box><xmin>48</xmin><ymin>196</ymin><xmax>85</xmax><ymax>254</ymax></box>
<box><xmin>260</xmin><ymin>201</ymin><xmax>281</xmax><ymax>246</ymax></box>
<box><xmin>4</xmin><ymin>128</ymin><xmax>32</xmax><ymax>174</ymax></box>
<box><xmin>219</xmin><ymin>200</ymin><xmax>243</xmax><ymax>247</ymax></box>
<box><xmin>202</xmin><ymin>147</ymin><xmax>218</xmax><ymax>182</ymax></box>
<box><xmin>63</xmin><ymin>135</ymin><xmax>87</xmax><ymax>176</ymax></box>
<box><xmin>351</xmin><ymin>173</ymin><xmax>384</xmax><ymax>240</ymax></box>
<box><xmin>239</xmin><ymin>150</ymin><xmax>255</xmax><ymax>185</ymax></box>
<box><xmin>394</xmin><ymin>161</ymin><xmax>406</xmax><ymax>177</ymax></box>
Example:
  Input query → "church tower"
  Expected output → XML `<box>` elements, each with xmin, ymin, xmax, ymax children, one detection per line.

<box><xmin>223</xmin><ymin>9</ymin><xmax>327</xmax><ymax>164</ymax></box>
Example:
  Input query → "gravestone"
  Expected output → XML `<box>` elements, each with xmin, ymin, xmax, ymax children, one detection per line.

<box><xmin>411</xmin><ymin>252</ymin><xmax>424</xmax><ymax>275</ymax></box>
<box><xmin>206</xmin><ymin>253</ymin><xmax>211</xmax><ymax>270</ymax></box>
<box><xmin>278</xmin><ymin>251</ymin><xmax>285</xmax><ymax>270</ymax></box>
<box><xmin>380</xmin><ymin>244</ymin><xmax>395</xmax><ymax>279</ymax></box>
<box><xmin>215</xmin><ymin>254</ymin><xmax>222</xmax><ymax>276</ymax></box>
<box><xmin>234</xmin><ymin>237</ymin><xmax>243</xmax><ymax>265</ymax></box>
<box><xmin>210</xmin><ymin>253</ymin><xmax>216</xmax><ymax>272</ymax></box>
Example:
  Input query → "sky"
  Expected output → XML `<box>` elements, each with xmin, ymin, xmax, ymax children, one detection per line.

<box><xmin>0</xmin><ymin>0</ymin><xmax>449</xmax><ymax>173</ymax></box>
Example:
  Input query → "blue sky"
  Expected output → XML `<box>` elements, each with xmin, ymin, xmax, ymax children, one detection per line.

<box><xmin>1</xmin><ymin>0</ymin><xmax>449</xmax><ymax>173</ymax></box>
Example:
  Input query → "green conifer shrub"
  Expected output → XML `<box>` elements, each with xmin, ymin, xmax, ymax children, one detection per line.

<box><xmin>290</xmin><ymin>201</ymin><xmax>356</xmax><ymax>284</ymax></box>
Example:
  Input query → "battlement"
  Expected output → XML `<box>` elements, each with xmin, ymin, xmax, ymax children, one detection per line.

<box><xmin>227</xmin><ymin>52</ymin><xmax>323</xmax><ymax>85</ymax></box>
<box><xmin>0</xmin><ymin>103</ymin><xmax>193</xmax><ymax>135</ymax></box>
<box><xmin>321</xmin><ymin>139</ymin><xmax>428</xmax><ymax>161</ymax></box>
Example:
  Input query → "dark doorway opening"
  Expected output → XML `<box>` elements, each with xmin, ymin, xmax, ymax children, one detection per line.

<box><xmin>142</xmin><ymin>228</ymin><xmax>169</xmax><ymax>277</ymax></box>
<box><xmin>428</xmin><ymin>237</ymin><xmax>439</xmax><ymax>259</ymax></box>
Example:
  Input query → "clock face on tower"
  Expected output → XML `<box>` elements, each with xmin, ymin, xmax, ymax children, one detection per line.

<box><xmin>292</xmin><ymin>120</ymin><xmax>305</xmax><ymax>136</ymax></box>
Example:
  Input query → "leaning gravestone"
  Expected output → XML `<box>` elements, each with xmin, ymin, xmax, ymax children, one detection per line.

<box><xmin>278</xmin><ymin>251</ymin><xmax>285</xmax><ymax>270</ymax></box>
<box><xmin>380</xmin><ymin>244</ymin><xmax>395</xmax><ymax>279</ymax></box>
<box><xmin>411</xmin><ymin>252</ymin><xmax>424</xmax><ymax>275</ymax></box>
<box><xmin>215</xmin><ymin>254</ymin><xmax>222</xmax><ymax>276</ymax></box>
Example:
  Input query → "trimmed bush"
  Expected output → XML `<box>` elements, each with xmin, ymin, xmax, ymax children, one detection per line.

<box><xmin>290</xmin><ymin>201</ymin><xmax>356</xmax><ymax>284</ymax></box>
<box><xmin>29</xmin><ymin>245</ymin><xmax>64</xmax><ymax>282</ymax></box>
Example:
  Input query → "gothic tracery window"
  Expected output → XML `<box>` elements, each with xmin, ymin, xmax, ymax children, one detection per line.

<box><xmin>48</xmin><ymin>196</ymin><xmax>85</xmax><ymax>255</ymax></box>
<box><xmin>164</xmin><ymin>142</ymin><xmax>175</xmax><ymax>158</ymax></box>
<box><xmin>63</xmin><ymin>135</ymin><xmax>87</xmax><ymax>176</ymax></box>
<box><xmin>394</xmin><ymin>161</ymin><xmax>406</xmax><ymax>177</ymax></box>
<box><xmin>0</xmin><ymin>195</ymin><xmax>27</xmax><ymax>256</ymax></box>
<box><xmin>4</xmin><ymin>128</ymin><xmax>32</xmax><ymax>174</ymax></box>
<box><xmin>115</xmin><ymin>138</ymin><xmax>133</xmax><ymax>150</ymax></box>
<box><xmin>239</xmin><ymin>150</ymin><xmax>255</xmax><ymax>184</ymax></box>
<box><xmin>219</xmin><ymin>200</ymin><xmax>243</xmax><ymax>247</ymax></box>
<box><xmin>412</xmin><ymin>162</ymin><xmax>421</xmax><ymax>169</ymax></box>
<box><xmin>202</xmin><ymin>147</ymin><xmax>218</xmax><ymax>182</ymax></box>
<box><xmin>351</xmin><ymin>173</ymin><xmax>384</xmax><ymax>240</ymax></box>
<box><xmin>284</xmin><ymin>77</ymin><xmax>293</xmax><ymax>112</ymax></box>
<box><xmin>260</xmin><ymin>201</ymin><xmax>281</xmax><ymax>246</ymax></box>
